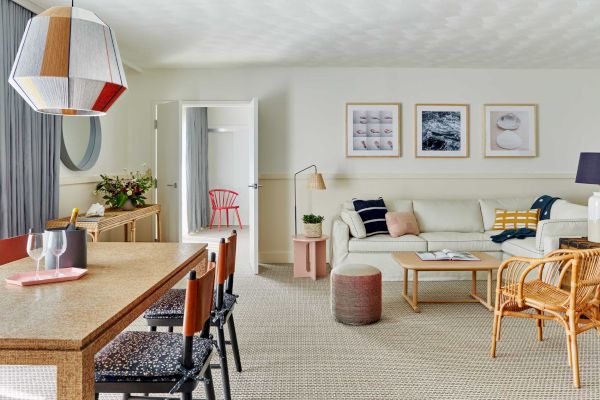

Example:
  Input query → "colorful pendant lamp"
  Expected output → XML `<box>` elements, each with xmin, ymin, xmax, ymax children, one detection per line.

<box><xmin>8</xmin><ymin>5</ymin><xmax>127</xmax><ymax>116</ymax></box>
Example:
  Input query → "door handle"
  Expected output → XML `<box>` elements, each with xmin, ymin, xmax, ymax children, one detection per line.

<box><xmin>248</xmin><ymin>183</ymin><xmax>263</xmax><ymax>189</ymax></box>
<box><xmin>166</xmin><ymin>182</ymin><xmax>178</xmax><ymax>189</ymax></box>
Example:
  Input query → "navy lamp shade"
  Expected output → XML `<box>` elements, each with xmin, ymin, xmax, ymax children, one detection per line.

<box><xmin>575</xmin><ymin>153</ymin><xmax>600</xmax><ymax>184</ymax></box>
<box><xmin>575</xmin><ymin>152</ymin><xmax>600</xmax><ymax>242</ymax></box>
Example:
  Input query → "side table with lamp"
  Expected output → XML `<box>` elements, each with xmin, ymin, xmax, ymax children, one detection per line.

<box><xmin>293</xmin><ymin>165</ymin><xmax>327</xmax><ymax>280</ymax></box>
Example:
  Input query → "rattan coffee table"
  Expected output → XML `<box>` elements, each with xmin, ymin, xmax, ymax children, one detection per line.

<box><xmin>392</xmin><ymin>251</ymin><xmax>501</xmax><ymax>313</ymax></box>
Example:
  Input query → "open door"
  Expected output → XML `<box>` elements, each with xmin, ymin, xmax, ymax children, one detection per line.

<box><xmin>248</xmin><ymin>98</ymin><xmax>259</xmax><ymax>273</ymax></box>
<box><xmin>156</xmin><ymin>101</ymin><xmax>181</xmax><ymax>242</ymax></box>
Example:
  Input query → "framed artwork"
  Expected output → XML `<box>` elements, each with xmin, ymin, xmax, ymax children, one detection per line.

<box><xmin>484</xmin><ymin>104</ymin><xmax>537</xmax><ymax>158</ymax></box>
<box><xmin>346</xmin><ymin>103</ymin><xmax>401</xmax><ymax>157</ymax></box>
<box><xmin>415</xmin><ymin>104</ymin><xmax>469</xmax><ymax>158</ymax></box>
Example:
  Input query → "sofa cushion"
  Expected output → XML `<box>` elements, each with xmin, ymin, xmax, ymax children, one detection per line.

<box><xmin>341</xmin><ymin>211</ymin><xmax>367</xmax><ymax>238</ymax></box>
<box><xmin>353</xmin><ymin>198</ymin><xmax>389</xmax><ymax>236</ymax></box>
<box><xmin>492</xmin><ymin>209</ymin><xmax>540</xmax><ymax>230</ymax></box>
<box><xmin>419</xmin><ymin>232</ymin><xmax>502</xmax><ymax>252</ymax></box>
<box><xmin>550</xmin><ymin>199</ymin><xmax>587</xmax><ymax>219</ymax></box>
<box><xmin>413</xmin><ymin>199</ymin><xmax>484</xmax><ymax>233</ymax></box>
<box><xmin>501</xmin><ymin>237</ymin><xmax>544</xmax><ymax>258</ymax></box>
<box><xmin>348</xmin><ymin>234</ymin><xmax>427</xmax><ymax>253</ymax></box>
<box><xmin>386</xmin><ymin>212</ymin><xmax>420</xmax><ymax>237</ymax></box>
<box><xmin>479</xmin><ymin>197</ymin><xmax>535</xmax><ymax>231</ymax></box>
<box><xmin>342</xmin><ymin>199</ymin><xmax>413</xmax><ymax>213</ymax></box>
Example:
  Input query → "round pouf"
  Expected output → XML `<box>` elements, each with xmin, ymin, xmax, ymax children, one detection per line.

<box><xmin>331</xmin><ymin>264</ymin><xmax>382</xmax><ymax>325</ymax></box>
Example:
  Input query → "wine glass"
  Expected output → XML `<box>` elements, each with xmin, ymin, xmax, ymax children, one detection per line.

<box><xmin>46</xmin><ymin>230</ymin><xmax>67</xmax><ymax>277</ymax></box>
<box><xmin>26</xmin><ymin>232</ymin><xmax>46</xmax><ymax>280</ymax></box>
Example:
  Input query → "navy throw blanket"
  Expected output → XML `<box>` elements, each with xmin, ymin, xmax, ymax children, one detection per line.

<box><xmin>491</xmin><ymin>228</ymin><xmax>537</xmax><ymax>243</ymax></box>
<box><xmin>532</xmin><ymin>195</ymin><xmax>560</xmax><ymax>220</ymax></box>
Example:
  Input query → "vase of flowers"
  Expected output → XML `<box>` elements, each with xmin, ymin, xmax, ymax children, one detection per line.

<box><xmin>95</xmin><ymin>168</ymin><xmax>157</xmax><ymax>210</ymax></box>
<box><xmin>302</xmin><ymin>214</ymin><xmax>324</xmax><ymax>238</ymax></box>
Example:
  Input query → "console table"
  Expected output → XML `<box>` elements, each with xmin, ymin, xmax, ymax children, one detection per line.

<box><xmin>47</xmin><ymin>204</ymin><xmax>161</xmax><ymax>242</ymax></box>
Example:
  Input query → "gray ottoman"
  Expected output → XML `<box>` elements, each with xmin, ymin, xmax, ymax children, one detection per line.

<box><xmin>331</xmin><ymin>264</ymin><xmax>382</xmax><ymax>325</ymax></box>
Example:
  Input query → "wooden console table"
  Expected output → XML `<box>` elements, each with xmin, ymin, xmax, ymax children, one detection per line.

<box><xmin>47</xmin><ymin>204</ymin><xmax>161</xmax><ymax>242</ymax></box>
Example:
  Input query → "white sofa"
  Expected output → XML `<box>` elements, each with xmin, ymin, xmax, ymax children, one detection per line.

<box><xmin>331</xmin><ymin>197</ymin><xmax>588</xmax><ymax>281</ymax></box>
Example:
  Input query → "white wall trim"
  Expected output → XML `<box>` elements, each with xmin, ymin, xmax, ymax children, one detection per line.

<box><xmin>259</xmin><ymin>173</ymin><xmax>576</xmax><ymax>181</ymax></box>
<box><xmin>12</xmin><ymin>0</ymin><xmax>44</xmax><ymax>13</ymax></box>
<box><xmin>59</xmin><ymin>175</ymin><xmax>101</xmax><ymax>186</ymax></box>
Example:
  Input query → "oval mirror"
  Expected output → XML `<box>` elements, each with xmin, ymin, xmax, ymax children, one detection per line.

<box><xmin>60</xmin><ymin>116</ymin><xmax>102</xmax><ymax>171</ymax></box>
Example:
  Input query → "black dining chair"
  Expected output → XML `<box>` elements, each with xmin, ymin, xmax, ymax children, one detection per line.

<box><xmin>143</xmin><ymin>234</ymin><xmax>242</xmax><ymax>400</ymax></box>
<box><xmin>94</xmin><ymin>255</ymin><xmax>217</xmax><ymax>400</ymax></box>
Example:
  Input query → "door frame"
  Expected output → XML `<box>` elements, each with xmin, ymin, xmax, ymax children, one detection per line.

<box><xmin>153</xmin><ymin>100</ymin><xmax>183</xmax><ymax>242</ymax></box>
<box><xmin>177</xmin><ymin>100</ymin><xmax>259</xmax><ymax>272</ymax></box>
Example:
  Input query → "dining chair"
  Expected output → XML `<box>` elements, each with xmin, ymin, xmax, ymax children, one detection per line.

<box><xmin>94</xmin><ymin>255</ymin><xmax>217</xmax><ymax>400</ymax></box>
<box><xmin>143</xmin><ymin>232</ymin><xmax>241</xmax><ymax>400</ymax></box>
<box><xmin>209</xmin><ymin>189</ymin><xmax>243</xmax><ymax>231</ymax></box>
<box><xmin>490</xmin><ymin>248</ymin><xmax>600</xmax><ymax>388</ymax></box>
<box><xmin>0</xmin><ymin>234</ymin><xmax>28</xmax><ymax>265</ymax></box>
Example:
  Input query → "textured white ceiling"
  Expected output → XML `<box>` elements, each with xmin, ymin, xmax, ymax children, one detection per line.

<box><xmin>27</xmin><ymin>0</ymin><xmax>600</xmax><ymax>69</ymax></box>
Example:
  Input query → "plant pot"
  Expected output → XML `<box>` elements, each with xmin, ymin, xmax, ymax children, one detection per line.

<box><xmin>304</xmin><ymin>223</ymin><xmax>322</xmax><ymax>238</ymax></box>
<box><xmin>121</xmin><ymin>199</ymin><xmax>135</xmax><ymax>211</ymax></box>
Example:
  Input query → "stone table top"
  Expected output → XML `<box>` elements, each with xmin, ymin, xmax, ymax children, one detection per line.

<box><xmin>0</xmin><ymin>242</ymin><xmax>206</xmax><ymax>351</ymax></box>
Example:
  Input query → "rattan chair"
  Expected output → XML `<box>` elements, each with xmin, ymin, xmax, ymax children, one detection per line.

<box><xmin>490</xmin><ymin>248</ymin><xmax>600</xmax><ymax>388</ymax></box>
<box><xmin>143</xmin><ymin>232</ymin><xmax>241</xmax><ymax>400</ymax></box>
<box><xmin>94</xmin><ymin>256</ymin><xmax>217</xmax><ymax>400</ymax></box>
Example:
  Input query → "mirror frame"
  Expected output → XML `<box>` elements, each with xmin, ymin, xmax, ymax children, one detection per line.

<box><xmin>60</xmin><ymin>116</ymin><xmax>102</xmax><ymax>171</ymax></box>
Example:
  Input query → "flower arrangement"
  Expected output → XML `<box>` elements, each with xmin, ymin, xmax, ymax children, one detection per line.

<box><xmin>95</xmin><ymin>168</ymin><xmax>157</xmax><ymax>209</ymax></box>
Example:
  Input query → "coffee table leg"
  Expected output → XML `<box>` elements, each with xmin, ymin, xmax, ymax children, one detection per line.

<box><xmin>401</xmin><ymin>268</ymin><xmax>420</xmax><ymax>313</ymax></box>
<box><xmin>470</xmin><ymin>269</ymin><xmax>494</xmax><ymax>311</ymax></box>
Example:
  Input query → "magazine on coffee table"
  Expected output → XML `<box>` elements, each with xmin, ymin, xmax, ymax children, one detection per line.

<box><xmin>416</xmin><ymin>249</ymin><xmax>480</xmax><ymax>261</ymax></box>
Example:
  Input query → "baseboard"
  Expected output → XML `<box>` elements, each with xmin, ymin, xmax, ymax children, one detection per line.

<box><xmin>259</xmin><ymin>251</ymin><xmax>292</xmax><ymax>264</ymax></box>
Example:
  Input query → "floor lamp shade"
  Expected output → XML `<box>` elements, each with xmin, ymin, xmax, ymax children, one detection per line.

<box><xmin>575</xmin><ymin>152</ymin><xmax>600</xmax><ymax>242</ymax></box>
<box><xmin>308</xmin><ymin>173</ymin><xmax>326</xmax><ymax>190</ymax></box>
<box><xmin>8</xmin><ymin>6</ymin><xmax>127</xmax><ymax>116</ymax></box>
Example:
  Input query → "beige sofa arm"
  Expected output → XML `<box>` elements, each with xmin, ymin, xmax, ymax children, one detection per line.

<box><xmin>535</xmin><ymin>219</ymin><xmax>588</xmax><ymax>253</ymax></box>
<box><xmin>331</xmin><ymin>217</ymin><xmax>350</xmax><ymax>268</ymax></box>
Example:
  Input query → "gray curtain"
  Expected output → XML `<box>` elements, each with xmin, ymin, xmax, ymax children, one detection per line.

<box><xmin>0</xmin><ymin>0</ymin><xmax>61</xmax><ymax>238</ymax></box>
<box><xmin>186</xmin><ymin>107</ymin><xmax>210</xmax><ymax>232</ymax></box>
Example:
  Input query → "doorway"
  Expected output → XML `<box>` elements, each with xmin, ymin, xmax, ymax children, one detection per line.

<box><xmin>154</xmin><ymin>99</ymin><xmax>260</xmax><ymax>274</ymax></box>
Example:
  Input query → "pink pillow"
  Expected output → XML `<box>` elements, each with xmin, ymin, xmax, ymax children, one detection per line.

<box><xmin>385</xmin><ymin>212</ymin><xmax>420</xmax><ymax>237</ymax></box>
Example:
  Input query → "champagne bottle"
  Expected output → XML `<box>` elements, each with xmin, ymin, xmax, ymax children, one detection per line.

<box><xmin>66</xmin><ymin>208</ymin><xmax>79</xmax><ymax>231</ymax></box>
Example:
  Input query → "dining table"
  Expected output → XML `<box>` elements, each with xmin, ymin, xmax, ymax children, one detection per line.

<box><xmin>0</xmin><ymin>242</ymin><xmax>208</xmax><ymax>400</ymax></box>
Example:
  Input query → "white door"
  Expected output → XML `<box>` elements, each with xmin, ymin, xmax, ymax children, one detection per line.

<box><xmin>248</xmin><ymin>98</ymin><xmax>259</xmax><ymax>273</ymax></box>
<box><xmin>156</xmin><ymin>101</ymin><xmax>181</xmax><ymax>242</ymax></box>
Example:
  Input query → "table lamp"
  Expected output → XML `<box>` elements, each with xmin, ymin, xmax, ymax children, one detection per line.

<box><xmin>575</xmin><ymin>152</ymin><xmax>600</xmax><ymax>242</ymax></box>
<box><xmin>294</xmin><ymin>165</ymin><xmax>326</xmax><ymax>236</ymax></box>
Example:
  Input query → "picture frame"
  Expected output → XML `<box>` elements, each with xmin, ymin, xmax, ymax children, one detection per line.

<box><xmin>484</xmin><ymin>104</ymin><xmax>537</xmax><ymax>158</ymax></box>
<box><xmin>345</xmin><ymin>103</ymin><xmax>401</xmax><ymax>157</ymax></box>
<box><xmin>415</xmin><ymin>104</ymin><xmax>469</xmax><ymax>158</ymax></box>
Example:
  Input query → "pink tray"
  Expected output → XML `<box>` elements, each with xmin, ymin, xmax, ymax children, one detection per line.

<box><xmin>5</xmin><ymin>268</ymin><xmax>87</xmax><ymax>286</ymax></box>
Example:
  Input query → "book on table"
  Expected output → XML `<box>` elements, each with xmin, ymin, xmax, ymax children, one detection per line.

<box><xmin>416</xmin><ymin>249</ymin><xmax>480</xmax><ymax>261</ymax></box>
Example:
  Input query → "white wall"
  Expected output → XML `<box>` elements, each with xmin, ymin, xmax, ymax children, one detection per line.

<box><xmin>120</xmin><ymin>67</ymin><xmax>600</xmax><ymax>259</ymax></box>
<box><xmin>207</xmin><ymin>107</ymin><xmax>249</xmax><ymax>225</ymax></box>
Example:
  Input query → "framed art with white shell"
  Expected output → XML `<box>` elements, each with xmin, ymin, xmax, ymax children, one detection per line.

<box><xmin>484</xmin><ymin>104</ymin><xmax>537</xmax><ymax>158</ymax></box>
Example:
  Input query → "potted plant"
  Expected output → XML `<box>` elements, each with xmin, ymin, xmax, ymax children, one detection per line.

<box><xmin>95</xmin><ymin>168</ymin><xmax>157</xmax><ymax>210</ymax></box>
<box><xmin>302</xmin><ymin>214</ymin><xmax>324</xmax><ymax>238</ymax></box>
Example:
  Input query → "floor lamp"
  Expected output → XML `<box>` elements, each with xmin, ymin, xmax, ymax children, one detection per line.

<box><xmin>294</xmin><ymin>165</ymin><xmax>326</xmax><ymax>236</ymax></box>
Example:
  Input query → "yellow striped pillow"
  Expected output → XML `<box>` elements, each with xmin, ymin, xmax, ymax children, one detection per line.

<box><xmin>493</xmin><ymin>209</ymin><xmax>540</xmax><ymax>230</ymax></box>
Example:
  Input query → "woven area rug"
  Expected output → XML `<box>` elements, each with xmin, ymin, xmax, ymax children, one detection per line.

<box><xmin>1</xmin><ymin>263</ymin><xmax>599</xmax><ymax>399</ymax></box>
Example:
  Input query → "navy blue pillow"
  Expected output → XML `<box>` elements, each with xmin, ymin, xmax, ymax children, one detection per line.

<box><xmin>352</xmin><ymin>197</ymin><xmax>389</xmax><ymax>236</ymax></box>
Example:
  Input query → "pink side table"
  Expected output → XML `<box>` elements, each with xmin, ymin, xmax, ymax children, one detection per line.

<box><xmin>292</xmin><ymin>235</ymin><xmax>329</xmax><ymax>280</ymax></box>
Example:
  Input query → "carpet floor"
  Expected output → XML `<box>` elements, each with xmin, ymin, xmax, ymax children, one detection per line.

<box><xmin>1</xmin><ymin>264</ymin><xmax>599</xmax><ymax>399</ymax></box>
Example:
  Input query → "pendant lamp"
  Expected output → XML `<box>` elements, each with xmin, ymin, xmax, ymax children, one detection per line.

<box><xmin>8</xmin><ymin>5</ymin><xmax>127</xmax><ymax>116</ymax></box>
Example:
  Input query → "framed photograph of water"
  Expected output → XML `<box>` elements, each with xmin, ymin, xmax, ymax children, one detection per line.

<box><xmin>484</xmin><ymin>104</ymin><xmax>537</xmax><ymax>157</ymax></box>
<box><xmin>346</xmin><ymin>103</ymin><xmax>401</xmax><ymax>157</ymax></box>
<box><xmin>415</xmin><ymin>104</ymin><xmax>469</xmax><ymax>158</ymax></box>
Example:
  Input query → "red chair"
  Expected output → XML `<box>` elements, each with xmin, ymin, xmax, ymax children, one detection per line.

<box><xmin>209</xmin><ymin>189</ymin><xmax>243</xmax><ymax>231</ymax></box>
<box><xmin>0</xmin><ymin>234</ymin><xmax>28</xmax><ymax>265</ymax></box>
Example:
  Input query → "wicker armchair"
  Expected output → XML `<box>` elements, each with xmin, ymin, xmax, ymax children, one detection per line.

<box><xmin>490</xmin><ymin>248</ymin><xmax>600</xmax><ymax>388</ymax></box>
